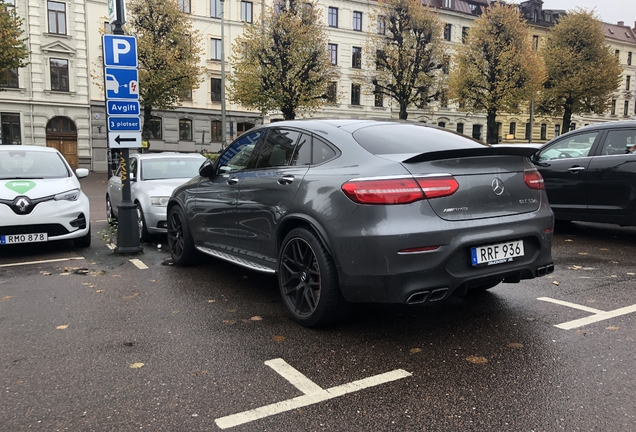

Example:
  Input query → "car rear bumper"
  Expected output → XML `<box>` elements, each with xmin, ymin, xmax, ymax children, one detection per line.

<box><xmin>328</xmin><ymin>205</ymin><xmax>554</xmax><ymax>304</ymax></box>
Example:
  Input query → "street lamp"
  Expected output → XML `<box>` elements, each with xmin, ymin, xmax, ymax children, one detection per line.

<box><xmin>220</xmin><ymin>0</ymin><xmax>227</xmax><ymax>150</ymax></box>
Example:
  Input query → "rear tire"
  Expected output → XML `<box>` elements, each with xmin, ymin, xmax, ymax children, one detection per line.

<box><xmin>278</xmin><ymin>227</ymin><xmax>350</xmax><ymax>327</ymax></box>
<box><xmin>167</xmin><ymin>205</ymin><xmax>198</xmax><ymax>266</ymax></box>
<box><xmin>74</xmin><ymin>224</ymin><xmax>91</xmax><ymax>248</ymax></box>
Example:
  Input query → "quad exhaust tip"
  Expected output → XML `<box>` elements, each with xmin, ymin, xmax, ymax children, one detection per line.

<box><xmin>537</xmin><ymin>264</ymin><xmax>555</xmax><ymax>277</ymax></box>
<box><xmin>406</xmin><ymin>288</ymin><xmax>449</xmax><ymax>305</ymax></box>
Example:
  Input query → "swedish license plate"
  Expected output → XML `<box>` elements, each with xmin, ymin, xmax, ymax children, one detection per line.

<box><xmin>471</xmin><ymin>240</ymin><xmax>524</xmax><ymax>266</ymax></box>
<box><xmin>1</xmin><ymin>233</ymin><xmax>48</xmax><ymax>245</ymax></box>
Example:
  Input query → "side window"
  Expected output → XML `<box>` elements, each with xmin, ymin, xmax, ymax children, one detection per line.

<box><xmin>130</xmin><ymin>158</ymin><xmax>138</xmax><ymax>178</ymax></box>
<box><xmin>538</xmin><ymin>132</ymin><xmax>598</xmax><ymax>162</ymax></box>
<box><xmin>602</xmin><ymin>129</ymin><xmax>636</xmax><ymax>155</ymax></box>
<box><xmin>255</xmin><ymin>129</ymin><xmax>301</xmax><ymax>169</ymax></box>
<box><xmin>291</xmin><ymin>133</ymin><xmax>312</xmax><ymax>166</ymax></box>
<box><xmin>312</xmin><ymin>137</ymin><xmax>337</xmax><ymax>164</ymax></box>
<box><xmin>218</xmin><ymin>130</ymin><xmax>263</xmax><ymax>173</ymax></box>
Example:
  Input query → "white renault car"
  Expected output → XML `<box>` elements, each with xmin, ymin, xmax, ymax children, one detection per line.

<box><xmin>0</xmin><ymin>145</ymin><xmax>91</xmax><ymax>247</ymax></box>
<box><xmin>107</xmin><ymin>152</ymin><xmax>205</xmax><ymax>242</ymax></box>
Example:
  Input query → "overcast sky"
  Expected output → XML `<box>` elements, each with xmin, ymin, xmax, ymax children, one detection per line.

<box><xmin>513</xmin><ymin>1</ymin><xmax>636</xmax><ymax>26</ymax></box>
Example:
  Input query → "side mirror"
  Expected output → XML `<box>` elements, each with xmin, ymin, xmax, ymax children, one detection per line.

<box><xmin>199</xmin><ymin>158</ymin><xmax>217</xmax><ymax>178</ymax></box>
<box><xmin>75</xmin><ymin>168</ymin><xmax>89</xmax><ymax>179</ymax></box>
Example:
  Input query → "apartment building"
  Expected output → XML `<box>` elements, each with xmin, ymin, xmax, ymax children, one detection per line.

<box><xmin>2</xmin><ymin>0</ymin><xmax>635</xmax><ymax>171</ymax></box>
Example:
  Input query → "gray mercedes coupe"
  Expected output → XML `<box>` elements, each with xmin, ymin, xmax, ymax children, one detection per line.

<box><xmin>167</xmin><ymin>120</ymin><xmax>554</xmax><ymax>327</ymax></box>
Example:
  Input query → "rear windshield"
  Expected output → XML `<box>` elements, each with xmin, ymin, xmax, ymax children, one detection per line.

<box><xmin>352</xmin><ymin>124</ymin><xmax>488</xmax><ymax>155</ymax></box>
<box><xmin>0</xmin><ymin>149</ymin><xmax>70</xmax><ymax>179</ymax></box>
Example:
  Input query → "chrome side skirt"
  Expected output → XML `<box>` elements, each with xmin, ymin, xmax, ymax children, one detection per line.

<box><xmin>196</xmin><ymin>246</ymin><xmax>276</xmax><ymax>274</ymax></box>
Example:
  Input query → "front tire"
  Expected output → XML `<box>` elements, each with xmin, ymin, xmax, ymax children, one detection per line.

<box><xmin>278</xmin><ymin>227</ymin><xmax>350</xmax><ymax>327</ymax></box>
<box><xmin>167</xmin><ymin>205</ymin><xmax>198</xmax><ymax>266</ymax></box>
<box><xmin>136</xmin><ymin>203</ymin><xmax>150</xmax><ymax>243</ymax></box>
<box><xmin>106</xmin><ymin>195</ymin><xmax>117</xmax><ymax>225</ymax></box>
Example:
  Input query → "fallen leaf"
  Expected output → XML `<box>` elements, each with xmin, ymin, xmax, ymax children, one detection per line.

<box><xmin>150</xmin><ymin>279</ymin><xmax>157</xmax><ymax>283</ymax></box>
<box><xmin>599</xmin><ymin>248</ymin><xmax>609</xmax><ymax>251</ymax></box>
<box><xmin>40</xmin><ymin>271</ymin><xmax>52</xmax><ymax>276</ymax></box>
<box><xmin>172</xmin><ymin>310</ymin><xmax>180</xmax><ymax>314</ymax></box>
<box><xmin>222</xmin><ymin>319</ymin><xmax>237</xmax><ymax>324</ymax></box>
<box><xmin>1</xmin><ymin>296</ymin><xmax>14</xmax><ymax>302</ymax></box>
<box><xmin>610</xmin><ymin>275</ymin><xmax>618</xmax><ymax>278</ymax></box>
<box><xmin>14</xmin><ymin>380</ymin><xmax>22</xmax><ymax>385</ymax></box>
<box><xmin>59</xmin><ymin>272</ymin><xmax>70</xmax><ymax>276</ymax></box>
<box><xmin>410</xmin><ymin>348</ymin><xmax>422</xmax><ymax>354</ymax></box>
<box><xmin>605</xmin><ymin>326</ymin><xmax>619</xmax><ymax>331</ymax></box>
<box><xmin>508</xmin><ymin>343</ymin><xmax>524</xmax><ymax>348</ymax></box>
<box><xmin>190</xmin><ymin>370</ymin><xmax>208</xmax><ymax>376</ymax></box>
<box><xmin>73</xmin><ymin>268</ymin><xmax>89</xmax><ymax>275</ymax></box>
<box><xmin>250</xmin><ymin>316</ymin><xmax>262</xmax><ymax>321</ymax></box>
<box><xmin>564</xmin><ymin>239</ymin><xmax>574</xmax><ymax>242</ymax></box>
<box><xmin>129</xmin><ymin>362</ymin><xmax>144</xmax><ymax>369</ymax></box>
<box><xmin>123</xmin><ymin>293</ymin><xmax>139</xmax><ymax>299</ymax></box>
<box><xmin>465</xmin><ymin>356</ymin><xmax>487</xmax><ymax>364</ymax></box>
<box><xmin>227</xmin><ymin>309</ymin><xmax>237</xmax><ymax>313</ymax></box>
<box><xmin>56</xmin><ymin>324</ymin><xmax>69</xmax><ymax>330</ymax></box>
<box><xmin>207</xmin><ymin>299</ymin><xmax>216</xmax><ymax>303</ymax></box>
<box><xmin>552</xmin><ymin>281</ymin><xmax>559</xmax><ymax>286</ymax></box>
<box><xmin>272</xmin><ymin>335</ymin><xmax>286</xmax><ymax>341</ymax></box>
<box><xmin>570</xmin><ymin>265</ymin><xmax>582</xmax><ymax>270</ymax></box>
<box><xmin>575</xmin><ymin>329</ymin><xmax>590</xmax><ymax>335</ymax></box>
<box><xmin>587</xmin><ymin>299</ymin><xmax>597</xmax><ymax>303</ymax></box>
<box><xmin>96</xmin><ymin>290</ymin><xmax>104</xmax><ymax>293</ymax></box>
<box><xmin>112</xmin><ymin>274</ymin><xmax>122</xmax><ymax>278</ymax></box>
<box><xmin>578</xmin><ymin>252</ymin><xmax>588</xmax><ymax>255</ymax></box>
<box><xmin>82</xmin><ymin>282</ymin><xmax>91</xmax><ymax>286</ymax></box>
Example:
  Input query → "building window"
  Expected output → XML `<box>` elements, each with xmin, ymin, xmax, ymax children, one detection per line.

<box><xmin>472</xmin><ymin>124</ymin><xmax>481</xmax><ymax>140</ymax></box>
<box><xmin>377</xmin><ymin>16</ymin><xmax>385</xmax><ymax>35</ymax></box>
<box><xmin>351</xmin><ymin>84</ymin><xmax>361</xmax><ymax>105</ymax></box>
<box><xmin>328</xmin><ymin>7</ymin><xmax>338</xmax><ymax>28</ymax></box>
<box><xmin>211</xmin><ymin>38</ymin><xmax>222</xmax><ymax>60</ymax></box>
<box><xmin>444</xmin><ymin>0</ymin><xmax>452</xmax><ymax>8</ymax></box>
<box><xmin>179</xmin><ymin>119</ymin><xmax>193</xmax><ymax>141</ymax></box>
<box><xmin>615</xmin><ymin>49</ymin><xmax>620</xmax><ymax>58</ymax></box>
<box><xmin>352</xmin><ymin>47</ymin><xmax>361</xmax><ymax>69</ymax></box>
<box><xmin>469</xmin><ymin>4</ymin><xmax>478</xmax><ymax>14</ymax></box>
<box><xmin>627</xmin><ymin>75</ymin><xmax>631</xmax><ymax>91</ymax></box>
<box><xmin>540</xmin><ymin>123</ymin><xmax>547</xmax><ymax>140</ymax></box>
<box><xmin>611</xmin><ymin>99</ymin><xmax>616</xmax><ymax>115</ymax></box>
<box><xmin>211</xmin><ymin>120</ymin><xmax>223</xmax><ymax>141</ymax></box>
<box><xmin>326</xmin><ymin>82</ymin><xmax>337</xmax><ymax>103</ymax></box>
<box><xmin>443</xmin><ymin>23</ymin><xmax>452</xmax><ymax>41</ymax></box>
<box><xmin>2</xmin><ymin>68</ymin><xmax>18</xmax><ymax>88</ymax></box>
<box><xmin>628</xmin><ymin>52</ymin><xmax>633</xmax><ymax>66</ymax></box>
<box><xmin>554</xmin><ymin>124</ymin><xmax>560</xmax><ymax>137</ymax></box>
<box><xmin>50</xmin><ymin>58</ymin><xmax>69</xmax><ymax>92</ymax></box>
<box><xmin>456</xmin><ymin>123</ymin><xmax>464</xmax><ymax>134</ymax></box>
<box><xmin>438</xmin><ymin>121</ymin><xmax>446</xmax><ymax>128</ymax></box>
<box><xmin>525</xmin><ymin>123</ymin><xmax>531</xmax><ymax>140</ymax></box>
<box><xmin>241</xmin><ymin>1</ymin><xmax>252</xmax><ymax>23</ymax></box>
<box><xmin>532</xmin><ymin>35</ymin><xmax>539</xmax><ymax>50</ymax></box>
<box><xmin>178</xmin><ymin>0</ymin><xmax>190</xmax><ymax>13</ymax></box>
<box><xmin>48</xmin><ymin>1</ymin><xmax>66</xmax><ymax>35</ymax></box>
<box><xmin>533</xmin><ymin>10</ymin><xmax>538</xmax><ymax>22</ymax></box>
<box><xmin>353</xmin><ymin>11</ymin><xmax>362</xmax><ymax>31</ymax></box>
<box><xmin>148</xmin><ymin>117</ymin><xmax>162</xmax><ymax>139</ymax></box>
<box><xmin>1</xmin><ymin>113</ymin><xmax>21</xmax><ymax>145</ymax></box>
<box><xmin>211</xmin><ymin>78</ymin><xmax>222</xmax><ymax>102</ymax></box>
<box><xmin>509</xmin><ymin>122</ymin><xmax>516</xmax><ymax>137</ymax></box>
<box><xmin>374</xmin><ymin>85</ymin><xmax>383</xmax><ymax>107</ymax></box>
<box><xmin>328</xmin><ymin>43</ymin><xmax>338</xmax><ymax>65</ymax></box>
<box><xmin>440</xmin><ymin>92</ymin><xmax>448</xmax><ymax>108</ymax></box>
<box><xmin>442</xmin><ymin>55</ymin><xmax>450</xmax><ymax>74</ymax></box>
<box><xmin>462</xmin><ymin>27</ymin><xmax>469</xmax><ymax>43</ymax></box>
<box><xmin>625</xmin><ymin>101</ymin><xmax>630</xmax><ymax>117</ymax></box>
<box><xmin>211</xmin><ymin>0</ymin><xmax>221</xmax><ymax>18</ymax></box>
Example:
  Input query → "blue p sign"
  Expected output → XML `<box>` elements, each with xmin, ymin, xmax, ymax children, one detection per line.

<box><xmin>103</xmin><ymin>35</ymin><xmax>138</xmax><ymax>68</ymax></box>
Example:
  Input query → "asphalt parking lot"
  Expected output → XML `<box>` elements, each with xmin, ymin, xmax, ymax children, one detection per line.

<box><xmin>0</xmin><ymin>172</ymin><xmax>634</xmax><ymax>431</ymax></box>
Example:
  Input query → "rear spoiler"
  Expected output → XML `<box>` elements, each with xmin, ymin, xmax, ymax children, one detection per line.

<box><xmin>402</xmin><ymin>146</ymin><xmax>538</xmax><ymax>163</ymax></box>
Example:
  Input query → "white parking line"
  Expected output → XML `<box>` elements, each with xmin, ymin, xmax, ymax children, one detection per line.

<box><xmin>0</xmin><ymin>256</ymin><xmax>85</xmax><ymax>268</ymax></box>
<box><xmin>538</xmin><ymin>297</ymin><xmax>636</xmax><ymax>330</ymax></box>
<box><xmin>129</xmin><ymin>259</ymin><xmax>148</xmax><ymax>269</ymax></box>
<box><xmin>214</xmin><ymin>358</ymin><xmax>411</xmax><ymax>429</ymax></box>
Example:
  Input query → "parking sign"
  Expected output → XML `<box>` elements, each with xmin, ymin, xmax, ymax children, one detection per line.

<box><xmin>103</xmin><ymin>35</ymin><xmax>138</xmax><ymax>68</ymax></box>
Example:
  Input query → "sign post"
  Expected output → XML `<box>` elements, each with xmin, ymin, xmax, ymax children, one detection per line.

<box><xmin>103</xmin><ymin>8</ymin><xmax>142</xmax><ymax>254</ymax></box>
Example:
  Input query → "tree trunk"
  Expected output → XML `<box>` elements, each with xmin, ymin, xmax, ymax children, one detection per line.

<box><xmin>282</xmin><ymin>105</ymin><xmax>296</xmax><ymax>120</ymax></box>
<box><xmin>142</xmin><ymin>105</ymin><xmax>153</xmax><ymax>153</ymax></box>
<box><xmin>399</xmin><ymin>102</ymin><xmax>408</xmax><ymax>120</ymax></box>
<box><xmin>486</xmin><ymin>109</ymin><xmax>498</xmax><ymax>144</ymax></box>
<box><xmin>561</xmin><ymin>99</ymin><xmax>573</xmax><ymax>133</ymax></box>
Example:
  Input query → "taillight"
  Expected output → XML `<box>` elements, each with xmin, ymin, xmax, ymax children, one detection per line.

<box><xmin>524</xmin><ymin>169</ymin><xmax>545</xmax><ymax>190</ymax></box>
<box><xmin>341</xmin><ymin>176</ymin><xmax>458</xmax><ymax>205</ymax></box>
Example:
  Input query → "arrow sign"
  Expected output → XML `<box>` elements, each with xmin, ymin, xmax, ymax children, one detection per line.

<box><xmin>108</xmin><ymin>131</ymin><xmax>142</xmax><ymax>149</ymax></box>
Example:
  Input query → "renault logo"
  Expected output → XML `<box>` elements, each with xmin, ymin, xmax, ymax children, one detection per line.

<box><xmin>13</xmin><ymin>196</ymin><xmax>32</xmax><ymax>213</ymax></box>
<box><xmin>491</xmin><ymin>178</ymin><xmax>505</xmax><ymax>196</ymax></box>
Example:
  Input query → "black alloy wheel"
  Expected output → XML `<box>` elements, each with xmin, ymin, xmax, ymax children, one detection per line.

<box><xmin>167</xmin><ymin>205</ymin><xmax>198</xmax><ymax>266</ymax></box>
<box><xmin>278</xmin><ymin>227</ymin><xmax>350</xmax><ymax>327</ymax></box>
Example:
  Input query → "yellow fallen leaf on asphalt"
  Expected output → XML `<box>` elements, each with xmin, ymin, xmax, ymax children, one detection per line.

<box><xmin>465</xmin><ymin>356</ymin><xmax>487</xmax><ymax>364</ymax></box>
<box><xmin>250</xmin><ymin>316</ymin><xmax>262</xmax><ymax>321</ymax></box>
<box><xmin>564</xmin><ymin>239</ymin><xmax>573</xmax><ymax>242</ymax></box>
<box><xmin>605</xmin><ymin>326</ymin><xmax>619</xmax><ymax>331</ymax></box>
<box><xmin>552</xmin><ymin>281</ymin><xmax>559</xmax><ymax>286</ymax></box>
<box><xmin>40</xmin><ymin>271</ymin><xmax>52</xmax><ymax>276</ymax></box>
<box><xmin>96</xmin><ymin>290</ymin><xmax>104</xmax><ymax>293</ymax></box>
<box><xmin>222</xmin><ymin>319</ymin><xmax>237</xmax><ymax>324</ymax></box>
<box><xmin>59</xmin><ymin>272</ymin><xmax>70</xmax><ymax>276</ymax></box>
<box><xmin>129</xmin><ymin>363</ymin><xmax>144</xmax><ymax>369</ymax></box>
<box><xmin>628</xmin><ymin>273</ymin><xmax>635</xmax><ymax>276</ymax></box>
<box><xmin>56</xmin><ymin>324</ymin><xmax>69</xmax><ymax>330</ymax></box>
<box><xmin>508</xmin><ymin>343</ymin><xmax>524</xmax><ymax>348</ymax></box>
<box><xmin>172</xmin><ymin>310</ymin><xmax>180</xmax><ymax>314</ymax></box>
<box><xmin>272</xmin><ymin>335</ymin><xmax>286</xmax><ymax>341</ymax></box>
<box><xmin>207</xmin><ymin>299</ymin><xmax>216</xmax><ymax>303</ymax></box>
<box><xmin>578</xmin><ymin>252</ymin><xmax>588</xmax><ymax>255</ymax></box>
<box><xmin>123</xmin><ymin>293</ymin><xmax>139</xmax><ymax>299</ymax></box>
<box><xmin>410</xmin><ymin>348</ymin><xmax>422</xmax><ymax>354</ymax></box>
<box><xmin>2</xmin><ymin>296</ymin><xmax>14</xmax><ymax>302</ymax></box>
<box><xmin>570</xmin><ymin>265</ymin><xmax>582</xmax><ymax>270</ymax></box>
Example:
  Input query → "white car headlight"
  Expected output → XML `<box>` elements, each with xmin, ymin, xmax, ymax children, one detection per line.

<box><xmin>150</xmin><ymin>196</ymin><xmax>170</xmax><ymax>207</ymax></box>
<box><xmin>54</xmin><ymin>189</ymin><xmax>80</xmax><ymax>201</ymax></box>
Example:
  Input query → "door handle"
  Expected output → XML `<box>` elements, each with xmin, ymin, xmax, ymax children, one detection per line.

<box><xmin>227</xmin><ymin>177</ymin><xmax>240</xmax><ymax>185</ymax></box>
<box><xmin>278</xmin><ymin>175</ymin><xmax>295</xmax><ymax>185</ymax></box>
<box><xmin>568</xmin><ymin>166</ymin><xmax>586</xmax><ymax>174</ymax></box>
